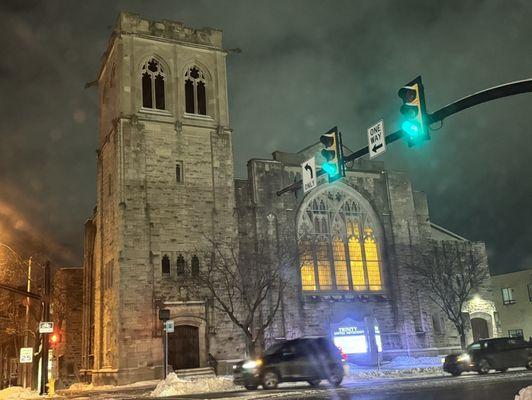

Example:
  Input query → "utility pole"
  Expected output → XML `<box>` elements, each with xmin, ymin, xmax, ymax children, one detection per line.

<box><xmin>22</xmin><ymin>257</ymin><xmax>32</xmax><ymax>388</ymax></box>
<box><xmin>40</xmin><ymin>262</ymin><xmax>51</xmax><ymax>395</ymax></box>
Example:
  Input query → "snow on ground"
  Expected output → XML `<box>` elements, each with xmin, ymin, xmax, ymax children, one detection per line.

<box><xmin>516</xmin><ymin>386</ymin><xmax>532</xmax><ymax>400</ymax></box>
<box><xmin>0</xmin><ymin>386</ymin><xmax>40</xmax><ymax>400</ymax></box>
<box><xmin>345</xmin><ymin>355</ymin><xmax>444</xmax><ymax>380</ymax></box>
<box><xmin>150</xmin><ymin>373</ymin><xmax>238</xmax><ymax>397</ymax></box>
<box><xmin>62</xmin><ymin>379</ymin><xmax>160</xmax><ymax>393</ymax></box>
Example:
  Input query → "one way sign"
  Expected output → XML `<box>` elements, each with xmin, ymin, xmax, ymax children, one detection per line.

<box><xmin>367</xmin><ymin>120</ymin><xmax>386</xmax><ymax>159</ymax></box>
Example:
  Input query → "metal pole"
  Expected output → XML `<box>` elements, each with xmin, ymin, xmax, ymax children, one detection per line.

<box><xmin>163</xmin><ymin>326</ymin><xmax>168</xmax><ymax>379</ymax></box>
<box><xmin>40</xmin><ymin>262</ymin><xmax>50</xmax><ymax>395</ymax></box>
<box><xmin>22</xmin><ymin>257</ymin><xmax>31</xmax><ymax>388</ymax></box>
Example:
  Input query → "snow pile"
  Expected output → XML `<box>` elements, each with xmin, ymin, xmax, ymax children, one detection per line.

<box><xmin>346</xmin><ymin>366</ymin><xmax>442</xmax><ymax>380</ymax></box>
<box><xmin>150</xmin><ymin>373</ymin><xmax>237</xmax><ymax>397</ymax></box>
<box><xmin>515</xmin><ymin>386</ymin><xmax>532</xmax><ymax>400</ymax></box>
<box><xmin>385</xmin><ymin>356</ymin><xmax>443</xmax><ymax>368</ymax></box>
<box><xmin>345</xmin><ymin>356</ymin><xmax>444</xmax><ymax>380</ymax></box>
<box><xmin>0</xmin><ymin>386</ymin><xmax>39</xmax><ymax>400</ymax></box>
<box><xmin>63</xmin><ymin>379</ymin><xmax>159</xmax><ymax>393</ymax></box>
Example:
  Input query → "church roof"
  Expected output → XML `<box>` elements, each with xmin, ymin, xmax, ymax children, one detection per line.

<box><xmin>430</xmin><ymin>223</ymin><xmax>468</xmax><ymax>242</ymax></box>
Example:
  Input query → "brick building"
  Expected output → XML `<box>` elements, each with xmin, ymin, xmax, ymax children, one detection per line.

<box><xmin>51</xmin><ymin>267</ymin><xmax>83</xmax><ymax>389</ymax></box>
<box><xmin>81</xmin><ymin>12</ymin><xmax>498</xmax><ymax>385</ymax></box>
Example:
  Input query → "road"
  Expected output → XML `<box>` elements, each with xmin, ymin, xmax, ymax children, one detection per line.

<box><xmin>62</xmin><ymin>370</ymin><xmax>532</xmax><ymax>400</ymax></box>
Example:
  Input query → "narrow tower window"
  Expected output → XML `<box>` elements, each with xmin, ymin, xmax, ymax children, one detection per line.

<box><xmin>176</xmin><ymin>254</ymin><xmax>185</xmax><ymax>275</ymax></box>
<box><xmin>184</xmin><ymin>66</ymin><xmax>207</xmax><ymax>115</ymax></box>
<box><xmin>162</xmin><ymin>255</ymin><xmax>170</xmax><ymax>275</ymax></box>
<box><xmin>141</xmin><ymin>58</ymin><xmax>166</xmax><ymax>110</ymax></box>
<box><xmin>176</xmin><ymin>162</ymin><xmax>183</xmax><ymax>183</ymax></box>
<box><xmin>191</xmin><ymin>255</ymin><xmax>200</xmax><ymax>276</ymax></box>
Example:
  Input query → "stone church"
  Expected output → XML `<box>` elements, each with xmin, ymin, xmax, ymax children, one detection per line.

<box><xmin>81</xmin><ymin>12</ymin><xmax>499</xmax><ymax>385</ymax></box>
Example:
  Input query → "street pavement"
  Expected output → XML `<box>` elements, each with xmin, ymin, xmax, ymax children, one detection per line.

<box><xmin>60</xmin><ymin>369</ymin><xmax>532</xmax><ymax>400</ymax></box>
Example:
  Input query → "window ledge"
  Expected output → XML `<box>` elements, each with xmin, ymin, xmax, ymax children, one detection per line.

<box><xmin>139</xmin><ymin>107</ymin><xmax>172</xmax><ymax>116</ymax></box>
<box><xmin>184</xmin><ymin>112</ymin><xmax>214</xmax><ymax>121</ymax></box>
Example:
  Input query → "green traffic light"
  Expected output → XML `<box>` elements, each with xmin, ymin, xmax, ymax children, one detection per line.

<box><xmin>322</xmin><ymin>162</ymin><xmax>338</xmax><ymax>176</ymax></box>
<box><xmin>401</xmin><ymin>120</ymin><xmax>420</xmax><ymax>137</ymax></box>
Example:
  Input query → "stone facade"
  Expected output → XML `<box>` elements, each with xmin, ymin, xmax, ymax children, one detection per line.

<box><xmin>82</xmin><ymin>12</ymin><xmax>241</xmax><ymax>385</ymax></box>
<box><xmin>235</xmin><ymin>147</ymin><xmax>499</xmax><ymax>360</ymax></box>
<box><xmin>82</xmin><ymin>12</ymin><xmax>499</xmax><ymax>385</ymax></box>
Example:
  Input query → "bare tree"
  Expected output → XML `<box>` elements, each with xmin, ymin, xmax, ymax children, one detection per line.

<box><xmin>406</xmin><ymin>241</ymin><xmax>488</xmax><ymax>350</ymax></box>
<box><xmin>191</xmin><ymin>235</ymin><xmax>297</xmax><ymax>358</ymax></box>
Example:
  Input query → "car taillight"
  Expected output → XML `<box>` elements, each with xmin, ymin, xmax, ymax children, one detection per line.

<box><xmin>341</xmin><ymin>350</ymin><xmax>348</xmax><ymax>361</ymax></box>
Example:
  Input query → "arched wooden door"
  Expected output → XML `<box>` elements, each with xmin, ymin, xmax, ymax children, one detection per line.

<box><xmin>168</xmin><ymin>325</ymin><xmax>200</xmax><ymax>370</ymax></box>
<box><xmin>471</xmin><ymin>318</ymin><xmax>489</xmax><ymax>342</ymax></box>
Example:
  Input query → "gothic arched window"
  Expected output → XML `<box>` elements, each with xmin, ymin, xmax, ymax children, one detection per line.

<box><xmin>142</xmin><ymin>58</ymin><xmax>166</xmax><ymax>110</ymax></box>
<box><xmin>332</xmin><ymin>237</ymin><xmax>349</xmax><ymax>290</ymax></box>
<box><xmin>162</xmin><ymin>254</ymin><xmax>170</xmax><ymax>275</ymax></box>
<box><xmin>176</xmin><ymin>254</ymin><xmax>185</xmax><ymax>275</ymax></box>
<box><xmin>185</xmin><ymin>66</ymin><xmax>207</xmax><ymax>115</ymax></box>
<box><xmin>297</xmin><ymin>188</ymin><xmax>383</xmax><ymax>293</ymax></box>
<box><xmin>191</xmin><ymin>255</ymin><xmax>200</xmax><ymax>276</ymax></box>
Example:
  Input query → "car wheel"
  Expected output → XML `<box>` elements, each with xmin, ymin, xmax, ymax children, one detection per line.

<box><xmin>526</xmin><ymin>359</ymin><xmax>532</xmax><ymax>370</ymax></box>
<box><xmin>262</xmin><ymin>371</ymin><xmax>279</xmax><ymax>390</ymax></box>
<box><xmin>497</xmin><ymin>368</ymin><xmax>508</xmax><ymax>373</ymax></box>
<box><xmin>477</xmin><ymin>359</ymin><xmax>490</xmax><ymax>375</ymax></box>
<box><xmin>450</xmin><ymin>368</ymin><xmax>462</xmax><ymax>376</ymax></box>
<box><xmin>327</xmin><ymin>366</ymin><xmax>343</xmax><ymax>387</ymax></box>
<box><xmin>244</xmin><ymin>384</ymin><xmax>257</xmax><ymax>390</ymax></box>
<box><xmin>307</xmin><ymin>379</ymin><xmax>321</xmax><ymax>387</ymax></box>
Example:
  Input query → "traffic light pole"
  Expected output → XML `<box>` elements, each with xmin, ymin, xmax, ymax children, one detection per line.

<box><xmin>276</xmin><ymin>78</ymin><xmax>532</xmax><ymax>196</ymax></box>
<box><xmin>40</xmin><ymin>262</ymin><xmax>51</xmax><ymax>395</ymax></box>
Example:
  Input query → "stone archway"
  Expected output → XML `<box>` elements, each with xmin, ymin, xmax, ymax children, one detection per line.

<box><xmin>471</xmin><ymin>318</ymin><xmax>489</xmax><ymax>342</ymax></box>
<box><xmin>168</xmin><ymin>325</ymin><xmax>200</xmax><ymax>370</ymax></box>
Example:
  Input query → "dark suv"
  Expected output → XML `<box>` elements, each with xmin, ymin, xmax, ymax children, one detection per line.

<box><xmin>443</xmin><ymin>337</ymin><xmax>532</xmax><ymax>376</ymax></box>
<box><xmin>233</xmin><ymin>337</ymin><xmax>345</xmax><ymax>390</ymax></box>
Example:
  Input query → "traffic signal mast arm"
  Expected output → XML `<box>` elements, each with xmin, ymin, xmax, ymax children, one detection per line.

<box><xmin>276</xmin><ymin>78</ymin><xmax>532</xmax><ymax>196</ymax></box>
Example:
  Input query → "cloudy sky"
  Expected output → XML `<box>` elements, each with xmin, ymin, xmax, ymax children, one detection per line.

<box><xmin>0</xmin><ymin>0</ymin><xmax>530</xmax><ymax>274</ymax></box>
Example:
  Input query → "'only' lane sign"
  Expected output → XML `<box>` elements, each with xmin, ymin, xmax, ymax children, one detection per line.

<box><xmin>367</xmin><ymin>120</ymin><xmax>386</xmax><ymax>159</ymax></box>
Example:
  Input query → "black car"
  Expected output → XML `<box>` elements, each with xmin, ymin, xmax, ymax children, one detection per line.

<box><xmin>233</xmin><ymin>337</ymin><xmax>346</xmax><ymax>390</ymax></box>
<box><xmin>443</xmin><ymin>337</ymin><xmax>532</xmax><ymax>376</ymax></box>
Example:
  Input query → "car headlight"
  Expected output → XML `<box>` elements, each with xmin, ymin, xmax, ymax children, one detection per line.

<box><xmin>441</xmin><ymin>357</ymin><xmax>446</xmax><ymax>364</ymax></box>
<box><xmin>242</xmin><ymin>359</ymin><xmax>263</xmax><ymax>369</ymax></box>
<box><xmin>457</xmin><ymin>353</ymin><xmax>471</xmax><ymax>363</ymax></box>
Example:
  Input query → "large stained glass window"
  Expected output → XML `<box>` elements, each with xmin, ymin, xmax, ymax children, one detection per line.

<box><xmin>333</xmin><ymin>238</ymin><xmax>349</xmax><ymax>290</ymax></box>
<box><xmin>364</xmin><ymin>228</ymin><xmax>382</xmax><ymax>290</ymax></box>
<box><xmin>316</xmin><ymin>240</ymin><xmax>332</xmax><ymax>290</ymax></box>
<box><xmin>297</xmin><ymin>189</ymin><xmax>383</xmax><ymax>292</ymax></box>
<box><xmin>300</xmin><ymin>240</ymin><xmax>316</xmax><ymax>291</ymax></box>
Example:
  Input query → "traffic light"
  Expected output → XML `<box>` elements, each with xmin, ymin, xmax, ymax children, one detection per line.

<box><xmin>319</xmin><ymin>127</ymin><xmax>344</xmax><ymax>182</ymax></box>
<box><xmin>49</xmin><ymin>331</ymin><xmax>60</xmax><ymax>348</ymax></box>
<box><xmin>398</xmin><ymin>76</ymin><xmax>429</xmax><ymax>147</ymax></box>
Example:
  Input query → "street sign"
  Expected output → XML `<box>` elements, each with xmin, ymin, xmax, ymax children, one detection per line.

<box><xmin>20</xmin><ymin>347</ymin><xmax>33</xmax><ymax>363</ymax></box>
<box><xmin>165</xmin><ymin>320</ymin><xmax>174</xmax><ymax>333</ymax></box>
<box><xmin>301</xmin><ymin>156</ymin><xmax>317</xmax><ymax>193</ymax></box>
<box><xmin>39</xmin><ymin>321</ymin><xmax>53</xmax><ymax>334</ymax></box>
<box><xmin>367</xmin><ymin>120</ymin><xmax>386</xmax><ymax>159</ymax></box>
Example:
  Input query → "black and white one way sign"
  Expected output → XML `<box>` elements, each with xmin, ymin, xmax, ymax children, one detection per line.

<box><xmin>301</xmin><ymin>156</ymin><xmax>317</xmax><ymax>193</ymax></box>
<box><xmin>368</xmin><ymin>120</ymin><xmax>386</xmax><ymax>159</ymax></box>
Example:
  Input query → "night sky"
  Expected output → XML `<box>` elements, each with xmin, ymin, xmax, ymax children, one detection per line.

<box><xmin>0</xmin><ymin>0</ymin><xmax>530</xmax><ymax>274</ymax></box>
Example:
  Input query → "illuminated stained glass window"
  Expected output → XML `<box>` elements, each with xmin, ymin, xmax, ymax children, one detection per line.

<box><xmin>300</xmin><ymin>240</ymin><xmax>316</xmax><ymax>291</ymax></box>
<box><xmin>364</xmin><ymin>228</ymin><xmax>382</xmax><ymax>291</ymax></box>
<box><xmin>349</xmin><ymin>236</ymin><xmax>366</xmax><ymax>290</ymax></box>
<box><xmin>316</xmin><ymin>240</ymin><xmax>332</xmax><ymax>290</ymax></box>
<box><xmin>332</xmin><ymin>238</ymin><xmax>349</xmax><ymax>290</ymax></box>
<box><xmin>297</xmin><ymin>189</ymin><xmax>383</xmax><ymax>293</ymax></box>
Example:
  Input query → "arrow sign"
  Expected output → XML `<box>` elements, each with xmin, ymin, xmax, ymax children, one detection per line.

<box><xmin>304</xmin><ymin>163</ymin><xmax>314</xmax><ymax>179</ymax></box>
<box><xmin>367</xmin><ymin>120</ymin><xmax>386</xmax><ymax>159</ymax></box>
<box><xmin>301</xmin><ymin>156</ymin><xmax>317</xmax><ymax>193</ymax></box>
